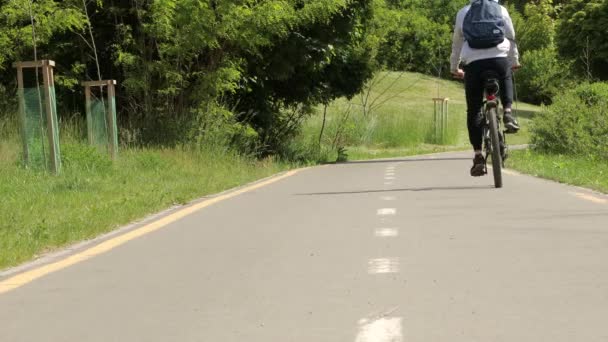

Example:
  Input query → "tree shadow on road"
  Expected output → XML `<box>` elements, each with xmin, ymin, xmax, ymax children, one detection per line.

<box><xmin>297</xmin><ymin>185</ymin><xmax>493</xmax><ymax>196</ymax></box>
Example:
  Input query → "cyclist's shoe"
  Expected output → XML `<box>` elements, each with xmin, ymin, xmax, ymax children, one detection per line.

<box><xmin>470</xmin><ymin>154</ymin><xmax>486</xmax><ymax>177</ymax></box>
<box><xmin>504</xmin><ymin>112</ymin><xmax>520</xmax><ymax>133</ymax></box>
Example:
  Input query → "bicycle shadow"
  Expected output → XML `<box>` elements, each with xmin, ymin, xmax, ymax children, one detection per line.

<box><xmin>327</xmin><ymin>157</ymin><xmax>471</xmax><ymax>165</ymax></box>
<box><xmin>297</xmin><ymin>185</ymin><xmax>493</xmax><ymax>196</ymax></box>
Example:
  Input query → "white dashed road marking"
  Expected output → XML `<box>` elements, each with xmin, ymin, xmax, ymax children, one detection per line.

<box><xmin>368</xmin><ymin>258</ymin><xmax>400</xmax><ymax>274</ymax></box>
<box><xmin>375</xmin><ymin>228</ymin><xmax>399</xmax><ymax>237</ymax></box>
<box><xmin>355</xmin><ymin>317</ymin><xmax>403</xmax><ymax>342</ymax></box>
<box><xmin>377</xmin><ymin>208</ymin><xmax>396</xmax><ymax>216</ymax></box>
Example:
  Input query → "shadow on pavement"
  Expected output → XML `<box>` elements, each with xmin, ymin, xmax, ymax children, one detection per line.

<box><xmin>330</xmin><ymin>157</ymin><xmax>471</xmax><ymax>165</ymax></box>
<box><xmin>297</xmin><ymin>185</ymin><xmax>493</xmax><ymax>196</ymax></box>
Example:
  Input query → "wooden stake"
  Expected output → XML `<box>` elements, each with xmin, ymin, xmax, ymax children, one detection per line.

<box><xmin>82</xmin><ymin>80</ymin><xmax>118</xmax><ymax>159</ymax></box>
<box><xmin>16</xmin><ymin>66</ymin><xmax>29</xmax><ymax>164</ymax></box>
<box><xmin>106</xmin><ymin>80</ymin><xmax>118</xmax><ymax>160</ymax></box>
<box><xmin>432</xmin><ymin>98</ymin><xmax>450</xmax><ymax>144</ymax></box>
<box><xmin>84</xmin><ymin>86</ymin><xmax>93</xmax><ymax>144</ymax></box>
<box><xmin>42</xmin><ymin>63</ymin><xmax>60</xmax><ymax>174</ymax></box>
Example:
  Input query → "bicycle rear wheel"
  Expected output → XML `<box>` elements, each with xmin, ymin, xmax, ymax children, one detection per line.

<box><xmin>487</xmin><ymin>107</ymin><xmax>503</xmax><ymax>188</ymax></box>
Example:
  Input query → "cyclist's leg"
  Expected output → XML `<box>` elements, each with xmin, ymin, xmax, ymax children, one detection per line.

<box><xmin>464</xmin><ymin>61</ymin><xmax>484</xmax><ymax>152</ymax></box>
<box><xmin>494</xmin><ymin>58</ymin><xmax>519</xmax><ymax>131</ymax></box>
<box><xmin>464</xmin><ymin>60</ymin><xmax>486</xmax><ymax>176</ymax></box>
<box><xmin>494</xmin><ymin>58</ymin><xmax>514</xmax><ymax>110</ymax></box>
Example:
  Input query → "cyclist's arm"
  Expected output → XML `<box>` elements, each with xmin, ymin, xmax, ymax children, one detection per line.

<box><xmin>450</xmin><ymin>9</ymin><xmax>466</xmax><ymax>74</ymax></box>
<box><xmin>502</xmin><ymin>8</ymin><xmax>520</xmax><ymax>68</ymax></box>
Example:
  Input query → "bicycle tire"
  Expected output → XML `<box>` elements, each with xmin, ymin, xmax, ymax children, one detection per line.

<box><xmin>488</xmin><ymin>107</ymin><xmax>503</xmax><ymax>188</ymax></box>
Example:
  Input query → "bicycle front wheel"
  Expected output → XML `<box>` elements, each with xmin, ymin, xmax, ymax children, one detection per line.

<box><xmin>488</xmin><ymin>107</ymin><xmax>503</xmax><ymax>188</ymax></box>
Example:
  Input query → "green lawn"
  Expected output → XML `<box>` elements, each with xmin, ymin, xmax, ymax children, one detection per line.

<box><xmin>0</xmin><ymin>137</ymin><xmax>292</xmax><ymax>269</ymax></box>
<box><xmin>508</xmin><ymin>150</ymin><xmax>608</xmax><ymax>194</ymax></box>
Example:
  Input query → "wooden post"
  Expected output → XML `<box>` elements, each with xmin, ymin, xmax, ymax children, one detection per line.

<box><xmin>106</xmin><ymin>80</ymin><xmax>118</xmax><ymax>160</ymax></box>
<box><xmin>13</xmin><ymin>60</ymin><xmax>60</xmax><ymax>173</ymax></box>
<box><xmin>443</xmin><ymin>100</ymin><xmax>446</xmax><ymax>140</ymax></box>
<box><xmin>84</xmin><ymin>86</ymin><xmax>93</xmax><ymax>144</ymax></box>
<box><xmin>82</xmin><ymin>80</ymin><xmax>118</xmax><ymax>159</ymax></box>
<box><xmin>432</xmin><ymin>98</ymin><xmax>450</xmax><ymax>144</ymax></box>
<box><xmin>443</xmin><ymin>99</ymin><xmax>449</xmax><ymax>142</ymax></box>
<box><xmin>16</xmin><ymin>66</ymin><xmax>29</xmax><ymax>164</ymax></box>
<box><xmin>433</xmin><ymin>101</ymin><xmax>439</xmax><ymax>143</ymax></box>
<box><xmin>41</xmin><ymin>61</ymin><xmax>60</xmax><ymax>174</ymax></box>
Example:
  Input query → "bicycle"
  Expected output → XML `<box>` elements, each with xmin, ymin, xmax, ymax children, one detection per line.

<box><xmin>480</xmin><ymin>71</ymin><xmax>508</xmax><ymax>188</ymax></box>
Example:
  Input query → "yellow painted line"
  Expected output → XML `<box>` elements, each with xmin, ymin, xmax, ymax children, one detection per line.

<box><xmin>486</xmin><ymin>166</ymin><xmax>519</xmax><ymax>176</ymax></box>
<box><xmin>573</xmin><ymin>192</ymin><xmax>608</xmax><ymax>204</ymax></box>
<box><xmin>0</xmin><ymin>170</ymin><xmax>300</xmax><ymax>295</ymax></box>
<box><xmin>502</xmin><ymin>169</ymin><xmax>520</xmax><ymax>176</ymax></box>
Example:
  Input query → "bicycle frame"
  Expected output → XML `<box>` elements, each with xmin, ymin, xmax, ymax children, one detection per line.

<box><xmin>481</xmin><ymin>76</ymin><xmax>508</xmax><ymax>188</ymax></box>
<box><xmin>482</xmin><ymin>79</ymin><xmax>508</xmax><ymax>167</ymax></box>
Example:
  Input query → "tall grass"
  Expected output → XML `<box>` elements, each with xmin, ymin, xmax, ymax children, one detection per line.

<box><xmin>0</xmin><ymin>115</ymin><xmax>292</xmax><ymax>269</ymax></box>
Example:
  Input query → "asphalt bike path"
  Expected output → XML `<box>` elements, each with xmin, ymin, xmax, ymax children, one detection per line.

<box><xmin>1</xmin><ymin>151</ymin><xmax>607</xmax><ymax>341</ymax></box>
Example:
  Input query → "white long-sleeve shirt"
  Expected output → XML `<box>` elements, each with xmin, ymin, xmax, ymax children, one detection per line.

<box><xmin>450</xmin><ymin>0</ymin><xmax>520</xmax><ymax>73</ymax></box>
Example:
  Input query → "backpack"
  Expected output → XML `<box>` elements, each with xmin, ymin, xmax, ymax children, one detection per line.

<box><xmin>463</xmin><ymin>0</ymin><xmax>506</xmax><ymax>49</ymax></box>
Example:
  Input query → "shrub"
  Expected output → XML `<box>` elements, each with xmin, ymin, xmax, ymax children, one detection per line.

<box><xmin>516</xmin><ymin>47</ymin><xmax>573</xmax><ymax>104</ymax></box>
<box><xmin>531</xmin><ymin>82</ymin><xmax>608</xmax><ymax>159</ymax></box>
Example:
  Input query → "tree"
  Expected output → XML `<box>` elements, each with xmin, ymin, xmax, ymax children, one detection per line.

<box><xmin>511</xmin><ymin>0</ymin><xmax>556</xmax><ymax>53</ymax></box>
<box><xmin>370</xmin><ymin>0</ymin><xmax>465</xmax><ymax>75</ymax></box>
<box><xmin>556</xmin><ymin>0</ymin><xmax>608</xmax><ymax>79</ymax></box>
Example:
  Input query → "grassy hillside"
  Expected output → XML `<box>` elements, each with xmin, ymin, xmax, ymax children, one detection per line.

<box><xmin>296</xmin><ymin>71</ymin><xmax>539</xmax><ymax>160</ymax></box>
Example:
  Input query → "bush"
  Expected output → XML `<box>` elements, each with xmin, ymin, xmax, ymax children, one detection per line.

<box><xmin>516</xmin><ymin>47</ymin><xmax>573</xmax><ymax>104</ymax></box>
<box><xmin>531</xmin><ymin>82</ymin><xmax>608</xmax><ymax>159</ymax></box>
<box><xmin>556</xmin><ymin>0</ymin><xmax>608</xmax><ymax>80</ymax></box>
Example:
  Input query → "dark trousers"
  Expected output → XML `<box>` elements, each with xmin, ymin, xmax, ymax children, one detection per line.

<box><xmin>464</xmin><ymin>57</ymin><xmax>514</xmax><ymax>150</ymax></box>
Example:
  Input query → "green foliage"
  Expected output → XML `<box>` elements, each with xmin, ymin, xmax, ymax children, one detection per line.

<box><xmin>0</xmin><ymin>0</ymin><xmax>84</xmax><ymax>70</ymax></box>
<box><xmin>516</xmin><ymin>47</ymin><xmax>573</xmax><ymax>104</ymax></box>
<box><xmin>531</xmin><ymin>82</ymin><xmax>608</xmax><ymax>158</ymax></box>
<box><xmin>3</xmin><ymin>0</ymin><xmax>572</xmax><ymax>159</ymax></box>
<box><xmin>371</xmin><ymin>0</ymin><xmax>467</xmax><ymax>75</ymax></box>
<box><xmin>556</xmin><ymin>0</ymin><xmax>608</xmax><ymax>79</ymax></box>
<box><xmin>189</xmin><ymin>101</ymin><xmax>260</xmax><ymax>154</ymax></box>
<box><xmin>1</xmin><ymin>0</ymin><xmax>375</xmax><ymax>157</ymax></box>
<box><xmin>511</xmin><ymin>0</ymin><xmax>556</xmax><ymax>53</ymax></box>
<box><xmin>0</xmin><ymin>0</ymin><xmax>86</xmax><ymax>120</ymax></box>
<box><xmin>508</xmin><ymin>0</ymin><xmax>574</xmax><ymax>104</ymax></box>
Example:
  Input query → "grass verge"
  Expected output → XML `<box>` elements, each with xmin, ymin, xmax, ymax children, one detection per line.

<box><xmin>508</xmin><ymin>149</ymin><xmax>608</xmax><ymax>193</ymax></box>
<box><xmin>0</xmin><ymin>140</ymin><xmax>292</xmax><ymax>270</ymax></box>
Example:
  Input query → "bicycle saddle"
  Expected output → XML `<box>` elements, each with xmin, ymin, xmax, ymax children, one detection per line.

<box><xmin>480</xmin><ymin>71</ymin><xmax>500</xmax><ymax>95</ymax></box>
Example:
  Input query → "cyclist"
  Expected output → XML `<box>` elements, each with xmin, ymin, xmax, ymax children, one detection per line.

<box><xmin>450</xmin><ymin>0</ymin><xmax>521</xmax><ymax>177</ymax></box>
